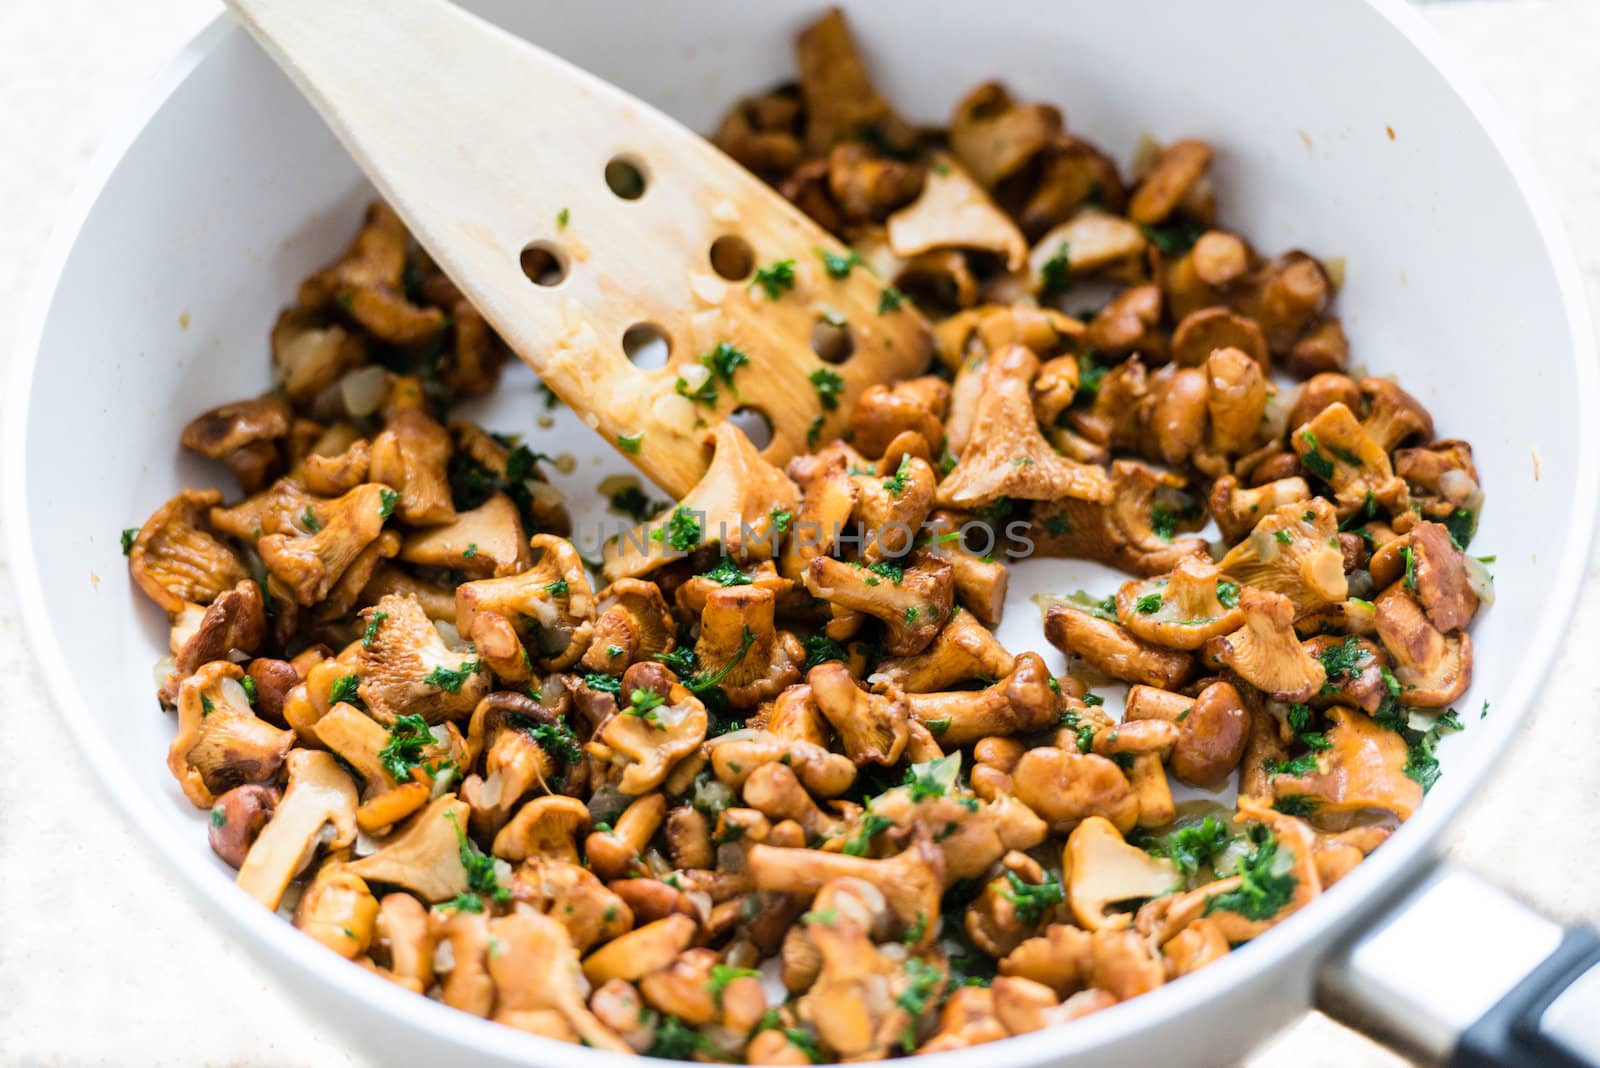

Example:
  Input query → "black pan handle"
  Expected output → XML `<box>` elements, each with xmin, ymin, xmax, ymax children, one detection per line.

<box><xmin>1317</xmin><ymin>865</ymin><xmax>1600</xmax><ymax>1067</ymax></box>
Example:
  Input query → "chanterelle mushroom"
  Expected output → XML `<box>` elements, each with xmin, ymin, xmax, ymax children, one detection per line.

<box><xmin>1218</xmin><ymin>498</ymin><xmax>1347</xmax><ymax>614</ymax></box>
<box><xmin>356</xmin><ymin>592</ymin><xmax>489</xmax><ymax>724</ymax></box>
<box><xmin>129</xmin><ymin>489</ymin><xmax>249</xmax><ymax>614</ymax></box>
<box><xmin>593</xmin><ymin>662</ymin><xmax>708</xmax><ymax>794</ymax></box>
<box><xmin>938</xmin><ymin>345</ymin><xmax>1112</xmax><ymax>509</ymax></box>
<box><xmin>1066</xmin><ymin>816</ymin><xmax>1180</xmax><ymax>931</ymax></box>
<box><xmin>258</xmin><ymin>482</ymin><xmax>390</xmax><ymax>606</ymax></box>
<box><xmin>456</xmin><ymin>533</ymin><xmax>597</xmax><ymax>672</ymax></box>
<box><xmin>1272</xmin><ymin>706</ymin><xmax>1423</xmax><ymax>824</ymax></box>
<box><xmin>488</xmin><ymin>911</ymin><xmax>633</xmax><ymax>1051</ymax></box>
<box><xmin>805</xmin><ymin>554</ymin><xmax>954</xmax><ymax>657</ymax></box>
<box><xmin>347</xmin><ymin>794</ymin><xmax>474</xmax><ymax>903</ymax></box>
<box><xmin>298</xmin><ymin>201</ymin><xmax>445</xmax><ymax>344</ymax></box>
<box><xmin>874</xmin><ymin>607</ymin><xmax>1015</xmax><ymax>693</ymax></box>
<box><xmin>399</xmin><ymin>493</ymin><xmax>529</xmax><ymax>578</ymax></box>
<box><xmin>235</xmin><ymin>749</ymin><xmax>358</xmax><ymax>910</ymax></box>
<box><xmin>809</xmin><ymin>662</ymin><xmax>909</xmax><ymax>767</ymax></box>
<box><xmin>887</xmin><ymin>152</ymin><xmax>1028</xmax><ymax>271</ymax></box>
<box><xmin>693</xmin><ymin>585</ymin><xmax>803</xmax><ymax>709</ymax></box>
<box><xmin>168</xmin><ymin>661</ymin><xmax>294</xmax><ymax>808</ymax></box>
<box><xmin>1115</xmin><ymin>557</ymin><xmax>1245</xmax><ymax>650</ymax></box>
<box><xmin>604</xmin><ymin>423</ymin><xmax>799</xmax><ymax>581</ymax></box>
<box><xmin>1205</xmin><ymin>589</ymin><xmax>1328</xmax><ymax>702</ymax></box>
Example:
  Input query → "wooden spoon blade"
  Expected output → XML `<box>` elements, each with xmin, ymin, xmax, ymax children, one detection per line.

<box><xmin>225</xmin><ymin>0</ymin><xmax>932</xmax><ymax>497</ymax></box>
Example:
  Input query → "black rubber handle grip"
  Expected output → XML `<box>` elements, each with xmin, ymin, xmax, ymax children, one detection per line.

<box><xmin>1452</xmin><ymin>926</ymin><xmax>1600</xmax><ymax>1068</ymax></box>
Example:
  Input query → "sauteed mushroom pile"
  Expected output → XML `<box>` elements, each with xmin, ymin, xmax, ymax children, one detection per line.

<box><xmin>124</xmin><ymin>8</ymin><xmax>1490</xmax><ymax>1061</ymax></box>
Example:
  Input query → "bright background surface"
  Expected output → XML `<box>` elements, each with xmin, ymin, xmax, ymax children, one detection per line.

<box><xmin>2</xmin><ymin>1</ymin><xmax>1597</xmax><ymax>1064</ymax></box>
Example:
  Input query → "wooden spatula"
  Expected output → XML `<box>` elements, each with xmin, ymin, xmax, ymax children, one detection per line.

<box><xmin>224</xmin><ymin>0</ymin><xmax>932</xmax><ymax>499</ymax></box>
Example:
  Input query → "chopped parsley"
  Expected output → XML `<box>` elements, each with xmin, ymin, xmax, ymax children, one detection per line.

<box><xmin>675</xmin><ymin>342</ymin><xmax>750</xmax><ymax>406</ymax></box>
<box><xmin>701</xmin><ymin>556</ymin><xmax>752</xmax><ymax>587</ymax></box>
<box><xmin>802</xmin><ymin>634</ymin><xmax>848</xmax><ymax>670</ymax></box>
<box><xmin>1151</xmin><ymin>504</ymin><xmax>1178</xmax><ymax>542</ymax></box>
<box><xmin>770</xmin><ymin>507</ymin><xmax>793</xmax><ymax>535</ymax></box>
<box><xmin>328</xmin><ymin>674</ymin><xmax>362</xmax><ymax>708</ymax></box>
<box><xmin>1286</xmin><ymin>703</ymin><xmax>1332</xmax><ymax>752</ymax></box>
<box><xmin>647</xmin><ymin>1016</ymin><xmax>718</xmax><ymax>1060</ymax></box>
<box><xmin>120</xmin><ymin>528</ymin><xmax>137</xmax><ymax>555</ymax></box>
<box><xmin>447</xmin><ymin>810</ymin><xmax>509</xmax><ymax>904</ymax></box>
<box><xmin>512</xmin><ymin>714</ymin><xmax>581</xmax><ymax>770</ymax></box>
<box><xmin>361</xmin><ymin>611</ymin><xmax>388</xmax><ymax>648</ymax></box>
<box><xmin>378</xmin><ymin>713</ymin><xmax>434</xmax><ymax>781</ymax></box>
<box><xmin>707</xmin><ymin>964</ymin><xmax>761</xmax><ymax>1004</ymax></box>
<box><xmin>1039</xmin><ymin>243</ymin><xmax>1071</xmax><ymax>298</ymax></box>
<box><xmin>883</xmin><ymin>454</ymin><xmax>913</xmax><ymax>496</ymax></box>
<box><xmin>1274</xmin><ymin>529</ymin><xmax>1293</xmax><ymax>546</ymax></box>
<box><xmin>750</xmin><ymin>258</ymin><xmax>797</xmax><ymax>300</ymax></box>
<box><xmin>1444</xmin><ymin>507</ymin><xmax>1477</xmax><ymax>550</ymax></box>
<box><xmin>378</xmin><ymin>489</ymin><xmax>400</xmax><ymax>520</ymax></box>
<box><xmin>1318</xmin><ymin>635</ymin><xmax>1370</xmax><ymax>690</ymax></box>
<box><xmin>651</xmin><ymin>506</ymin><xmax>703</xmax><ymax>552</ymax></box>
<box><xmin>239</xmin><ymin>676</ymin><xmax>256</xmax><ymax>704</ymax></box>
<box><xmin>546</xmin><ymin>578</ymin><xmax>569</xmax><ymax>597</ymax></box>
<box><xmin>1153</xmin><ymin>816</ymin><xmax>1233</xmax><ymax>878</ymax></box>
<box><xmin>556</xmin><ymin>207</ymin><xmax>570</xmax><ymax>228</ymax></box>
<box><xmin>461</xmin><ymin>543</ymin><xmax>479</xmax><ymax>559</ymax></box>
<box><xmin>818</xmin><ymin>247</ymin><xmax>861</xmax><ymax>279</ymax></box>
<box><xmin>1204</xmin><ymin>826</ymin><xmax>1296</xmax><ymax>920</ymax></box>
<box><xmin>1401</xmin><ymin>544</ymin><xmax>1418</xmax><ymax>591</ymax></box>
<box><xmin>1000</xmin><ymin>870</ymin><xmax>1063</xmax><ymax>926</ymax></box>
<box><xmin>1217</xmin><ymin>580</ymin><xmax>1241</xmax><ymax>609</ymax></box>
<box><xmin>868</xmin><ymin>560</ymin><xmax>905</xmax><ymax>584</ymax></box>
<box><xmin>1135</xmin><ymin>592</ymin><xmax>1163</xmax><ymax>614</ymax></box>
<box><xmin>617</xmin><ymin>432</ymin><xmax>643</xmax><ymax>454</ymax></box>
<box><xmin>582</xmin><ymin>672</ymin><xmax>622</xmax><ymax>694</ymax></box>
<box><xmin>422</xmin><ymin>660</ymin><xmax>480</xmax><ymax>693</ymax></box>
<box><xmin>809</xmin><ymin>367</ymin><xmax>846</xmax><ymax>411</ymax></box>
<box><xmin>878</xmin><ymin>286</ymin><xmax>908</xmax><ymax>314</ymax></box>
<box><xmin>1272</xmin><ymin>795</ymin><xmax>1320</xmax><ymax>817</ymax></box>
<box><xmin>896</xmin><ymin>959</ymin><xmax>945</xmax><ymax>1051</ymax></box>
<box><xmin>1299</xmin><ymin>431</ymin><xmax>1336</xmax><ymax>481</ymax></box>
<box><xmin>624</xmin><ymin>687</ymin><xmax>666</xmax><ymax>726</ymax></box>
<box><xmin>842</xmin><ymin>812</ymin><xmax>895</xmax><ymax>856</ymax></box>
<box><xmin>1141</xmin><ymin>218</ymin><xmax>1207</xmax><ymax>255</ymax></box>
<box><xmin>806</xmin><ymin>415</ymin><xmax>826</xmax><ymax>448</ymax></box>
<box><xmin>609</xmin><ymin>485</ymin><xmax>667</xmax><ymax>524</ymax></box>
<box><xmin>301</xmin><ymin>507</ymin><xmax>322</xmax><ymax>533</ymax></box>
<box><xmin>1263</xmin><ymin>752</ymin><xmax>1321</xmax><ymax>778</ymax></box>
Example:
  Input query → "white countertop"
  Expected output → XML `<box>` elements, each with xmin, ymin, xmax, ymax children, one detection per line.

<box><xmin>3</xmin><ymin>1</ymin><xmax>1598</xmax><ymax>1064</ymax></box>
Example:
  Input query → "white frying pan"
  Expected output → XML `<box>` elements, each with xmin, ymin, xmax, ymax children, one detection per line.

<box><xmin>5</xmin><ymin>2</ymin><xmax>1597</xmax><ymax>1065</ymax></box>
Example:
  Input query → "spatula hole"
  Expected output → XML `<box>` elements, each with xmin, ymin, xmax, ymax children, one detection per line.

<box><xmin>622</xmin><ymin>322</ymin><xmax>671</xmax><ymax>370</ymax></box>
<box><xmin>728</xmin><ymin>406</ymin><xmax>774</xmax><ymax>450</ymax></box>
<box><xmin>709</xmin><ymin>236</ymin><xmax>755</xmax><ymax>281</ymax></box>
<box><xmin>519</xmin><ymin>243</ymin><xmax>567</xmax><ymax>287</ymax></box>
<box><xmin>811</xmin><ymin>315</ymin><xmax>856</xmax><ymax>364</ymax></box>
<box><xmin>605</xmin><ymin>156</ymin><xmax>648</xmax><ymax>200</ymax></box>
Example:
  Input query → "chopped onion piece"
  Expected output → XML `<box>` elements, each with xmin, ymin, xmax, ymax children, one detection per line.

<box><xmin>339</xmin><ymin>365</ymin><xmax>389</xmax><ymax>417</ymax></box>
<box><xmin>1464</xmin><ymin>556</ymin><xmax>1496</xmax><ymax>605</ymax></box>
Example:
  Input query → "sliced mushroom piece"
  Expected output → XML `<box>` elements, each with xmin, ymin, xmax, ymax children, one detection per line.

<box><xmin>129</xmin><ymin>489</ymin><xmax>250</xmax><ymax>614</ymax></box>
<box><xmin>794</xmin><ymin>7</ymin><xmax>915</xmax><ymax>156</ymax></box>
<box><xmin>347</xmin><ymin>794</ymin><xmax>473</xmax><ymax>903</ymax></box>
<box><xmin>903</xmin><ymin>652</ymin><xmax>1058</xmax><ymax>747</ymax></box>
<box><xmin>847</xmin><ymin>377</ymin><xmax>950</xmax><ymax>462</ymax></box>
<box><xmin>583</xmin><ymin>578</ymin><xmax>677</xmax><ymax>675</ymax></box>
<box><xmin>1029</xmin><ymin>210</ymin><xmax>1147</xmax><ymax>286</ymax></box>
<box><xmin>493</xmin><ymin>795</ymin><xmax>591</xmax><ymax>864</ymax></box>
<box><xmin>415</xmin><ymin>272</ymin><xmax>509</xmax><ymax>398</ymax></box>
<box><xmin>207</xmin><ymin>783</ymin><xmax>281</xmax><ymax>869</ymax></box>
<box><xmin>294</xmin><ymin>860</ymin><xmax>379</xmax><ymax>959</ymax></box>
<box><xmin>691</xmin><ymin>585</ymin><xmax>802</xmax><ymax>709</ymax></box>
<box><xmin>1043</xmin><ymin>604</ymin><xmax>1195</xmax><ymax>690</ymax></box>
<box><xmin>356</xmin><ymin>592</ymin><xmax>488</xmax><ymax>723</ymax></box>
<box><xmin>887</xmin><ymin>152</ymin><xmax>1027</xmax><ymax>271</ymax></box>
<box><xmin>1083</xmin><ymin>286</ymin><xmax>1166</xmax><ymax>364</ymax></box>
<box><xmin>874</xmin><ymin>608</ymin><xmax>1015</xmax><ymax>692</ymax></box>
<box><xmin>1204</xmin><ymin>345</ymin><xmax>1272</xmax><ymax>459</ymax></box>
<box><xmin>1369</xmin><ymin>520</ymin><xmax>1478</xmax><ymax>633</ymax></box>
<box><xmin>511</xmin><ymin>858</ymin><xmax>634</xmax><ymax>954</ymax></box>
<box><xmin>1374</xmin><ymin>585</ymin><xmax>1472</xmax><ymax>707</ymax></box>
<box><xmin>1273</xmin><ymin>706</ymin><xmax>1423</xmax><ymax>823</ymax></box>
<box><xmin>582</xmin><ymin>914</ymin><xmax>699</xmax><ymax>986</ymax></box>
<box><xmin>1288</xmin><ymin>317</ymin><xmax>1351</xmax><ymax>377</ymax></box>
<box><xmin>1126</xmin><ymin>681</ymin><xmax>1250</xmax><ymax>788</ymax></box>
<box><xmin>1030</xmin><ymin>459</ymin><xmax>1209</xmax><ymax>578</ymax></box>
<box><xmin>457</xmin><ymin>533</ymin><xmax>597</xmax><ymax>671</ymax></box>
<box><xmin>1360</xmin><ymin>376</ymin><xmax>1434</xmax><ymax>453</ymax></box>
<box><xmin>1291</xmin><ymin>402</ymin><xmax>1408</xmax><ymax>516</ymax></box>
<box><xmin>604</xmin><ymin>422</ymin><xmax>800</xmax><ymax>581</ymax></box>
<box><xmin>314</xmin><ymin>702</ymin><xmax>435</xmax><ymax>833</ymax></box>
<box><xmin>1128</xmin><ymin>140</ymin><xmax>1213</xmax><ymax>225</ymax></box>
<box><xmin>937</xmin><ymin>345</ymin><xmax>1113</xmax><ymax>509</ymax></box>
<box><xmin>168</xmin><ymin>661</ymin><xmax>295</xmax><ymax>809</ymax></box>
<box><xmin>271</xmin><ymin>307</ymin><xmax>368</xmax><ymax>403</ymax></box>
<box><xmin>1218</xmin><ymin>497</ymin><xmax>1347</xmax><ymax>613</ymax></box>
<box><xmin>948</xmin><ymin>81</ymin><xmax>1063</xmax><ymax>191</ymax></box>
<box><xmin>180</xmin><ymin>394</ymin><xmax>293</xmax><ymax>493</ymax></box>
<box><xmin>707</xmin><ymin>731</ymin><xmax>858</xmax><ymax>800</ymax></box>
<box><xmin>712</xmin><ymin>84</ymin><xmax>803</xmax><ymax>180</ymax></box>
<box><xmin>1204</xmin><ymin>589</ymin><xmax>1328</xmax><ymax>702</ymax></box>
<box><xmin>1208</xmin><ymin>475</ymin><xmax>1311</xmax><ymax>545</ymax></box>
<box><xmin>1011</xmin><ymin>747</ymin><xmax>1139</xmax><ymax>835</ymax></box>
<box><xmin>594</xmin><ymin>662</ymin><xmax>707</xmax><ymax>795</ymax></box>
<box><xmin>297</xmin><ymin>201</ymin><xmax>445</xmax><ymax>345</ymax></box>
<box><xmin>1115</xmin><ymin>557</ymin><xmax>1244</xmax><ymax>650</ymax></box>
<box><xmin>489</xmin><ymin>911</ymin><xmax>633</xmax><ymax>1051</ymax></box>
<box><xmin>804</xmin><ymin>554</ymin><xmax>954</xmax><ymax>657</ymax></box>
<box><xmin>1065</xmin><ymin>816</ymin><xmax>1180</xmax><ymax>931</ymax></box>
<box><xmin>747</xmin><ymin>831</ymin><xmax>945</xmax><ymax>939</ymax></box>
<box><xmin>808</xmin><ymin>662</ymin><xmax>909</xmax><ymax>767</ymax></box>
<box><xmin>852</xmin><ymin>454</ymin><xmax>937</xmax><ymax>565</ymax></box>
<box><xmin>1228</xmin><ymin>251</ymin><xmax>1331</xmax><ymax>356</ymax></box>
<box><xmin>170</xmin><ymin>579</ymin><xmax>267</xmax><ymax>681</ymax></box>
<box><xmin>1011</xmin><ymin>135</ymin><xmax>1128</xmax><ymax>240</ymax></box>
<box><xmin>235</xmin><ymin>749</ymin><xmax>359</xmax><ymax>910</ymax></box>
<box><xmin>399</xmin><ymin>493</ymin><xmax>529</xmax><ymax>578</ymax></box>
<box><xmin>258</xmin><ymin>482</ymin><xmax>389</xmax><ymax>607</ymax></box>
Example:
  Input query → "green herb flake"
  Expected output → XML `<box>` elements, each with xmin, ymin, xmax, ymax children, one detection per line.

<box><xmin>1217</xmin><ymin>580</ymin><xmax>1241</xmax><ymax>609</ymax></box>
<box><xmin>422</xmin><ymin>660</ymin><xmax>480</xmax><ymax>694</ymax></box>
<box><xmin>360</xmin><ymin>610</ymin><xmax>388</xmax><ymax>648</ymax></box>
<box><xmin>617</xmin><ymin>432</ymin><xmax>643</xmax><ymax>454</ymax></box>
<box><xmin>447</xmin><ymin>810</ymin><xmax>509</xmax><ymax>904</ymax></box>
<box><xmin>556</xmin><ymin>207</ymin><xmax>570</xmax><ymax>228</ymax></box>
<box><xmin>120</xmin><ymin>528</ymin><xmax>137</xmax><ymax>555</ymax></box>
<box><xmin>379</xmin><ymin>713</ymin><xmax>434</xmax><ymax>781</ymax></box>
<box><xmin>1039</xmin><ymin>242</ymin><xmax>1072</xmax><ymax>298</ymax></box>
<box><xmin>301</xmin><ymin>507</ymin><xmax>322</xmax><ymax>533</ymax></box>
<box><xmin>878</xmin><ymin>286</ymin><xmax>908</xmax><ymax>314</ymax></box>
<box><xmin>751</xmin><ymin>258</ymin><xmax>797</xmax><ymax>300</ymax></box>
<box><xmin>809</xmin><ymin>367</ymin><xmax>846</xmax><ymax>412</ymax></box>
<box><xmin>817</xmin><ymin>247</ymin><xmax>861</xmax><ymax>280</ymax></box>
<box><xmin>378</xmin><ymin>489</ymin><xmax>401</xmax><ymax>520</ymax></box>
<box><xmin>1135</xmin><ymin>592</ymin><xmax>1163</xmax><ymax>615</ymax></box>
<box><xmin>328</xmin><ymin>674</ymin><xmax>363</xmax><ymax>708</ymax></box>
<box><xmin>1000</xmin><ymin>870</ymin><xmax>1064</xmax><ymax>926</ymax></box>
<box><xmin>650</xmin><ymin>506</ymin><xmax>703</xmax><ymax>552</ymax></box>
<box><xmin>1204</xmin><ymin>827</ymin><xmax>1296</xmax><ymax>920</ymax></box>
<box><xmin>702</xmin><ymin>556</ymin><xmax>752</xmax><ymax>587</ymax></box>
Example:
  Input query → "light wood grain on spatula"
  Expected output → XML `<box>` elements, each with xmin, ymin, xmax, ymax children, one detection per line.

<box><xmin>223</xmin><ymin>0</ymin><xmax>932</xmax><ymax>498</ymax></box>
